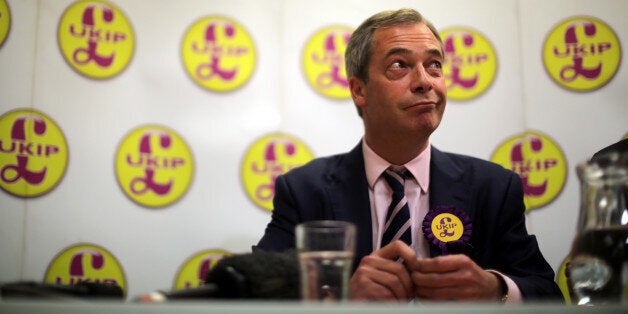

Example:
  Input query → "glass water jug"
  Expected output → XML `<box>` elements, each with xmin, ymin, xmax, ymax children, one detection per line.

<box><xmin>567</xmin><ymin>152</ymin><xmax>627</xmax><ymax>305</ymax></box>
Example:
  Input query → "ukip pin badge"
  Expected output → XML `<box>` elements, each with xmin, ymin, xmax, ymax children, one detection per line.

<box><xmin>422</xmin><ymin>206</ymin><xmax>472</xmax><ymax>255</ymax></box>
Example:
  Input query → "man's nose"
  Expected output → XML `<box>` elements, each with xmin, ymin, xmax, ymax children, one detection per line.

<box><xmin>411</xmin><ymin>66</ymin><xmax>433</xmax><ymax>93</ymax></box>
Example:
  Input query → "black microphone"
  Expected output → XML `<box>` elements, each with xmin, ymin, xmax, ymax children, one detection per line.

<box><xmin>1</xmin><ymin>281</ymin><xmax>124</xmax><ymax>300</ymax></box>
<box><xmin>135</xmin><ymin>250</ymin><xmax>300</xmax><ymax>302</ymax></box>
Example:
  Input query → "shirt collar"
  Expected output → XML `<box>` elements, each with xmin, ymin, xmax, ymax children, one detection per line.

<box><xmin>362</xmin><ymin>138</ymin><xmax>430</xmax><ymax>193</ymax></box>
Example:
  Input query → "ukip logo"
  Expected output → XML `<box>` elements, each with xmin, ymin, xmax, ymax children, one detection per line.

<box><xmin>181</xmin><ymin>15</ymin><xmax>256</xmax><ymax>92</ymax></box>
<box><xmin>57</xmin><ymin>0</ymin><xmax>135</xmax><ymax>79</ymax></box>
<box><xmin>441</xmin><ymin>27</ymin><xmax>497</xmax><ymax>101</ymax></box>
<box><xmin>302</xmin><ymin>25</ymin><xmax>353</xmax><ymax>99</ymax></box>
<box><xmin>0</xmin><ymin>0</ymin><xmax>10</xmax><ymax>48</ymax></box>
<box><xmin>491</xmin><ymin>130</ymin><xmax>567</xmax><ymax>211</ymax></box>
<box><xmin>241</xmin><ymin>133</ymin><xmax>314</xmax><ymax>211</ymax></box>
<box><xmin>115</xmin><ymin>125</ymin><xmax>194</xmax><ymax>208</ymax></box>
<box><xmin>543</xmin><ymin>16</ymin><xmax>621</xmax><ymax>92</ymax></box>
<box><xmin>0</xmin><ymin>109</ymin><xmax>68</xmax><ymax>198</ymax></box>
<box><xmin>173</xmin><ymin>249</ymin><xmax>232</xmax><ymax>290</ymax></box>
<box><xmin>44</xmin><ymin>243</ymin><xmax>126</xmax><ymax>296</ymax></box>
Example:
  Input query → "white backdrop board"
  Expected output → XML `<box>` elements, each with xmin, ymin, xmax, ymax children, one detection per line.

<box><xmin>0</xmin><ymin>0</ymin><xmax>626</xmax><ymax>299</ymax></box>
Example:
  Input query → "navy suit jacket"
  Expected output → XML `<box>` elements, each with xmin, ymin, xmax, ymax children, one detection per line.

<box><xmin>256</xmin><ymin>143</ymin><xmax>563</xmax><ymax>301</ymax></box>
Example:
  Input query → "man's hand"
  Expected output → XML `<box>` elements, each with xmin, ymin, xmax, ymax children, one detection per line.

<box><xmin>349</xmin><ymin>241</ymin><xmax>417</xmax><ymax>301</ymax></box>
<box><xmin>408</xmin><ymin>254</ymin><xmax>503</xmax><ymax>301</ymax></box>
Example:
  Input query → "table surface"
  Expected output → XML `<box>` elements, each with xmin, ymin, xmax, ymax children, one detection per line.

<box><xmin>1</xmin><ymin>300</ymin><xmax>627</xmax><ymax>314</ymax></box>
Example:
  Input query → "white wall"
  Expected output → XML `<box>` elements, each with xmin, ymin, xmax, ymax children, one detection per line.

<box><xmin>0</xmin><ymin>0</ymin><xmax>626</xmax><ymax>299</ymax></box>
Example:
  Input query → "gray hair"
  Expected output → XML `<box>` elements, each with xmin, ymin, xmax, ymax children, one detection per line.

<box><xmin>345</xmin><ymin>8</ymin><xmax>443</xmax><ymax>84</ymax></box>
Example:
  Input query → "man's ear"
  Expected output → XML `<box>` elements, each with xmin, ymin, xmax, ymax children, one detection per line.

<box><xmin>349</xmin><ymin>76</ymin><xmax>367</xmax><ymax>109</ymax></box>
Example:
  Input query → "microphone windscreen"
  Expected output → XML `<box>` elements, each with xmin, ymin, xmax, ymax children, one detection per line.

<box><xmin>205</xmin><ymin>250</ymin><xmax>300</xmax><ymax>299</ymax></box>
<box><xmin>1</xmin><ymin>281</ymin><xmax>123</xmax><ymax>300</ymax></box>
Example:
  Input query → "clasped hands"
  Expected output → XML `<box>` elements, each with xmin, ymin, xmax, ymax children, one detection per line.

<box><xmin>349</xmin><ymin>241</ymin><xmax>504</xmax><ymax>302</ymax></box>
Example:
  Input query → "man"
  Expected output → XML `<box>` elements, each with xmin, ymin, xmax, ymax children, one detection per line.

<box><xmin>256</xmin><ymin>8</ymin><xmax>562</xmax><ymax>302</ymax></box>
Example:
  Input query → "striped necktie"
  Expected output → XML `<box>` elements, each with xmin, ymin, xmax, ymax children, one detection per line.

<box><xmin>381</xmin><ymin>168</ymin><xmax>412</xmax><ymax>247</ymax></box>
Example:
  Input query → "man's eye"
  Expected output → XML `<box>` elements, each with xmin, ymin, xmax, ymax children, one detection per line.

<box><xmin>390</xmin><ymin>61</ymin><xmax>406</xmax><ymax>68</ymax></box>
<box><xmin>429</xmin><ymin>61</ymin><xmax>442</xmax><ymax>69</ymax></box>
<box><xmin>386</xmin><ymin>60</ymin><xmax>410</xmax><ymax>79</ymax></box>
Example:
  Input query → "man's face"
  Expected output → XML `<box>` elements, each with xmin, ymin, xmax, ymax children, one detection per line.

<box><xmin>351</xmin><ymin>23</ymin><xmax>447</xmax><ymax>142</ymax></box>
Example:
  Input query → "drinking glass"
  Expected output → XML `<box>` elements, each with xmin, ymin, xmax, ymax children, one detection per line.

<box><xmin>296</xmin><ymin>220</ymin><xmax>356</xmax><ymax>301</ymax></box>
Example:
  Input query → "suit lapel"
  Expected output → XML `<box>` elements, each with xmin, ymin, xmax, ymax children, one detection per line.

<box><xmin>324</xmin><ymin>143</ymin><xmax>373</xmax><ymax>264</ymax></box>
<box><xmin>428</xmin><ymin>147</ymin><xmax>471</xmax><ymax>257</ymax></box>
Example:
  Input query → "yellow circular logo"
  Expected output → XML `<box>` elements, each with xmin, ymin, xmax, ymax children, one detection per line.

<box><xmin>431</xmin><ymin>213</ymin><xmax>464</xmax><ymax>243</ymax></box>
<box><xmin>491</xmin><ymin>130</ymin><xmax>567</xmax><ymax>211</ymax></box>
<box><xmin>0</xmin><ymin>109</ymin><xmax>68</xmax><ymax>198</ymax></box>
<box><xmin>543</xmin><ymin>16</ymin><xmax>621</xmax><ymax>92</ymax></box>
<box><xmin>115</xmin><ymin>124</ymin><xmax>194</xmax><ymax>208</ymax></box>
<box><xmin>441</xmin><ymin>27</ymin><xmax>498</xmax><ymax>101</ymax></box>
<box><xmin>0</xmin><ymin>0</ymin><xmax>10</xmax><ymax>48</ymax></box>
<box><xmin>241</xmin><ymin>133</ymin><xmax>314</xmax><ymax>211</ymax></box>
<box><xmin>57</xmin><ymin>0</ymin><xmax>135</xmax><ymax>79</ymax></box>
<box><xmin>44</xmin><ymin>243</ymin><xmax>126</xmax><ymax>296</ymax></box>
<box><xmin>302</xmin><ymin>25</ymin><xmax>352</xmax><ymax>99</ymax></box>
<box><xmin>173</xmin><ymin>249</ymin><xmax>232</xmax><ymax>290</ymax></box>
<box><xmin>181</xmin><ymin>15</ymin><xmax>256</xmax><ymax>92</ymax></box>
<box><xmin>556</xmin><ymin>256</ymin><xmax>571</xmax><ymax>304</ymax></box>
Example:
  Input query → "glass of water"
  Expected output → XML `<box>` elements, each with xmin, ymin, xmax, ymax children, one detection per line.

<box><xmin>296</xmin><ymin>220</ymin><xmax>356</xmax><ymax>301</ymax></box>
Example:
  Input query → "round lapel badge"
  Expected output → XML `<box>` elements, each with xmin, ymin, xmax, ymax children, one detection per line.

<box><xmin>423</xmin><ymin>206</ymin><xmax>472</xmax><ymax>255</ymax></box>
